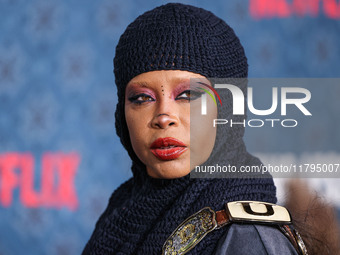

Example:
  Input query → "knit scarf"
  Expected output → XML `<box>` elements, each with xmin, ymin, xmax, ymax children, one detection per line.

<box><xmin>83</xmin><ymin>156</ymin><xmax>276</xmax><ymax>255</ymax></box>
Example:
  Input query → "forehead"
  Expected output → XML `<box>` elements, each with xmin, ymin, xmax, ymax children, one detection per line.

<box><xmin>126</xmin><ymin>70</ymin><xmax>208</xmax><ymax>89</ymax></box>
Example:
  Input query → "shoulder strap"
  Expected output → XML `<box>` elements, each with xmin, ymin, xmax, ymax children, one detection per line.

<box><xmin>162</xmin><ymin>201</ymin><xmax>308</xmax><ymax>255</ymax></box>
<box><xmin>278</xmin><ymin>224</ymin><xmax>309</xmax><ymax>255</ymax></box>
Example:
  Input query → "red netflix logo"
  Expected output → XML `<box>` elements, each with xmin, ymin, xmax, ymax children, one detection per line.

<box><xmin>0</xmin><ymin>152</ymin><xmax>80</xmax><ymax>211</ymax></box>
<box><xmin>250</xmin><ymin>0</ymin><xmax>340</xmax><ymax>19</ymax></box>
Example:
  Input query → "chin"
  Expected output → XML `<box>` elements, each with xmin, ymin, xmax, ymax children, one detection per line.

<box><xmin>147</xmin><ymin>160</ymin><xmax>191</xmax><ymax>179</ymax></box>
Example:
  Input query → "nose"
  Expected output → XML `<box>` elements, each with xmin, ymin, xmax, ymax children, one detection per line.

<box><xmin>151</xmin><ymin>97</ymin><xmax>180</xmax><ymax>129</ymax></box>
<box><xmin>151</xmin><ymin>113</ymin><xmax>179</xmax><ymax>129</ymax></box>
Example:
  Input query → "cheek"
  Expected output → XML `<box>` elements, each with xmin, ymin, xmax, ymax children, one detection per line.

<box><xmin>190</xmin><ymin>98</ymin><xmax>217</xmax><ymax>164</ymax></box>
<box><xmin>124</xmin><ymin>106</ymin><xmax>149</xmax><ymax>155</ymax></box>
<box><xmin>197</xmin><ymin>104</ymin><xmax>217</xmax><ymax>148</ymax></box>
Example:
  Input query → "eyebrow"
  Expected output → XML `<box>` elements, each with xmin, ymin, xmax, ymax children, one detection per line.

<box><xmin>127</xmin><ymin>81</ymin><xmax>150</xmax><ymax>88</ymax></box>
<box><xmin>127</xmin><ymin>77</ymin><xmax>202</xmax><ymax>89</ymax></box>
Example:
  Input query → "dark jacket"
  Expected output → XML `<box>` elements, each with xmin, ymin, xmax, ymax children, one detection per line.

<box><xmin>215</xmin><ymin>224</ymin><xmax>298</xmax><ymax>254</ymax></box>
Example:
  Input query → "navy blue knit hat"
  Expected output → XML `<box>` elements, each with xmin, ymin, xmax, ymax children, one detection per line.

<box><xmin>114</xmin><ymin>3</ymin><xmax>248</xmax><ymax>162</ymax></box>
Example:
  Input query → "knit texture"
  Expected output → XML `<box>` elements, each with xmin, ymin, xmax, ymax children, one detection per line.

<box><xmin>83</xmin><ymin>3</ymin><xmax>277</xmax><ymax>255</ymax></box>
<box><xmin>83</xmin><ymin>165</ymin><xmax>276</xmax><ymax>254</ymax></box>
<box><xmin>114</xmin><ymin>3</ymin><xmax>248</xmax><ymax>162</ymax></box>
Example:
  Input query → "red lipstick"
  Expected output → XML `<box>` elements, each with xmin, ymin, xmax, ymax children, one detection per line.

<box><xmin>150</xmin><ymin>137</ymin><xmax>188</xmax><ymax>161</ymax></box>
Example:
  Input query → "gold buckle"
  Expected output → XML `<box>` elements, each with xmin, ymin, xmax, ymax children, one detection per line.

<box><xmin>162</xmin><ymin>207</ymin><xmax>217</xmax><ymax>255</ymax></box>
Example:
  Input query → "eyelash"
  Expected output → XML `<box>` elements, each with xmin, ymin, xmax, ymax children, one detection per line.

<box><xmin>127</xmin><ymin>90</ymin><xmax>204</xmax><ymax>105</ymax></box>
<box><xmin>176</xmin><ymin>90</ymin><xmax>204</xmax><ymax>101</ymax></box>
<box><xmin>128</xmin><ymin>93</ymin><xmax>155</xmax><ymax>105</ymax></box>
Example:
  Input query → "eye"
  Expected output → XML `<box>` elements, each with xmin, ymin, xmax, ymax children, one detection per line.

<box><xmin>176</xmin><ymin>90</ymin><xmax>204</xmax><ymax>101</ymax></box>
<box><xmin>128</xmin><ymin>93</ymin><xmax>155</xmax><ymax>104</ymax></box>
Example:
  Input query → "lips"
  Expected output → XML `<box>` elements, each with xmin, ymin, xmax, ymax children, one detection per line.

<box><xmin>150</xmin><ymin>137</ymin><xmax>188</xmax><ymax>161</ymax></box>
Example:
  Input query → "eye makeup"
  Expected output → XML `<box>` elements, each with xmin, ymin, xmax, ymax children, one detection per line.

<box><xmin>126</xmin><ymin>82</ymin><xmax>157</xmax><ymax>105</ymax></box>
<box><xmin>172</xmin><ymin>80</ymin><xmax>206</xmax><ymax>101</ymax></box>
<box><xmin>171</xmin><ymin>81</ymin><xmax>191</xmax><ymax>99</ymax></box>
<box><xmin>126</xmin><ymin>80</ymin><xmax>206</xmax><ymax>104</ymax></box>
<box><xmin>128</xmin><ymin>93</ymin><xmax>155</xmax><ymax>104</ymax></box>
<box><xmin>175</xmin><ymin>89</ymin><xmax>204</xmax><ymax>101</ymax></box>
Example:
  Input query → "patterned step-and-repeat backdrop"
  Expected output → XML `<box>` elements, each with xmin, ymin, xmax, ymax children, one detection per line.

<box><xmin>1</xmin><ymin>0</ymin><xmax>339</xmax><ymax>254</ymax></box>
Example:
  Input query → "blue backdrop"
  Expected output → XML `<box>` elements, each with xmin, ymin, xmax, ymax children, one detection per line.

<box><xmin>0</xmin><ymin>0</ymin><xmax>339</xmax><ymax>254</ymax></box>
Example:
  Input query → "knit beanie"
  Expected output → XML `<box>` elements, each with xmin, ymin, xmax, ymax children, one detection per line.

<box><xmin>114</xmin><ymin>3</ymin><xmax>249</xmax><ymax>166</ymax></box>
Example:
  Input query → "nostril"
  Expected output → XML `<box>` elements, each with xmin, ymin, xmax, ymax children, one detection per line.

<box><xmin>169</xmin><ymin>122</ymin><xmax>175</xmax><ymax>126</ymax></box>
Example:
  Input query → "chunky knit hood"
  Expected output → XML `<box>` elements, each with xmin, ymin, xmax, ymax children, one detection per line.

<box><xmin>83</xmin><ymin>3</ymin><xmax>276</xmax><ymax>255</ymax></box>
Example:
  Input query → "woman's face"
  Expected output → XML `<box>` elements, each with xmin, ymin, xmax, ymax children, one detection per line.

<box><xmin>125</xmin><ymin>70</ymin><xmax>217</xmax><ymax>179</ymax></box>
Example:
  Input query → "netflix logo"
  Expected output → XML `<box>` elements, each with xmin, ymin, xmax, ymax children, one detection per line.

<box><xmin>250</xmin><ymin>0</ymin><xmax>340</xmax><ymax>19</ymax></box>
<box><xmin>0</xmin><ymin>152</ymin><xmax>80</xmax><ymax>211</ymax></box>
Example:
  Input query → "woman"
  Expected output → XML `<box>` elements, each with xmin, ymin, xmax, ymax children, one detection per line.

<box><xmin>83</xmin><ymin>3</ymin><xmax>306</xmax><ymax>254</ymax></box>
